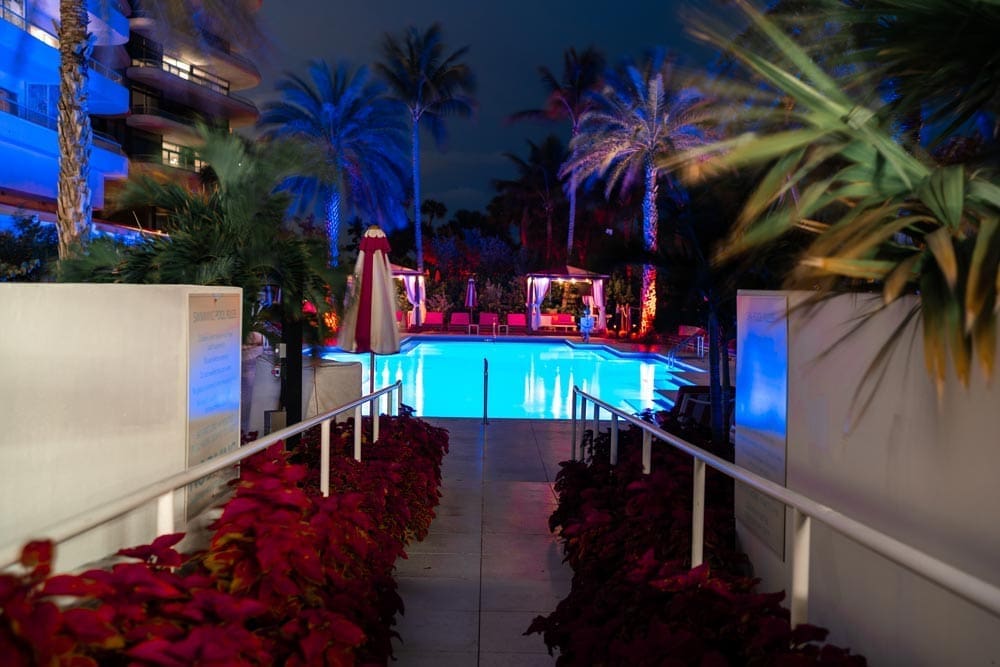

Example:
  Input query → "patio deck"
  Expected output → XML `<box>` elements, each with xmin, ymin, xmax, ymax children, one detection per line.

<box><xmin>392</xmin><ymin>418</ymin><xmax>572</xmax><ymax>666</ymax></box>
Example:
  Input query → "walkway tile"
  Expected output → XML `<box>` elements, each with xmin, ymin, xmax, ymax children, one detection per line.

<box><xmin>480</xmin><ymin>653</ymin><xmax>557</xmax><ymax>667</ymax></box>
<box><xmin>480</xmin><ymin>611</ymin><xmax>551</xmax><ymax>654</ymax></box>
<box><xmin>392</xmin><ymin>418</ymin><xmax>570</xmax><ymax>665</ymax></box>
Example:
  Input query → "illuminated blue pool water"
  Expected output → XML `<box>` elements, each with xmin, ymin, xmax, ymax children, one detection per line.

<box><xmin>320</xmin><ymin>338</ymin><xmax>699</xmax><ymax>419</ymax></box>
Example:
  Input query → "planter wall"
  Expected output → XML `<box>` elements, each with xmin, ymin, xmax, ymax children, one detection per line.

<box><xmin>735</xmin><ymin>290</ymin><xmax>1000</xmax><ymax>665</ymax></box>
<box><xmin>0</xmin><ymin>284</ymin><xmax>243</xmax><ymax>572</ymax></box>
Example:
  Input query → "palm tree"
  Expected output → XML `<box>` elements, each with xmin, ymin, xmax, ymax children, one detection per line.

<box><xmin>509</xmin><ymin>47</ymin><xmax>605</xmax><ymax>262</ymax></box>
<box><xmin>682</xmin><ymin>0</ymin><xmax>1000</xmax><ymax>395</ymax></box>
<box><xmin>55</xmin><ymin>0</ymin><xmax>264</xmax><ymax>261</ymax></box>
<box><xmin>259</xmin><ymin>60</ymin><xmax>408</xmax><ymax>267</ymax></box>
<box><xmin>375</xmin><ymin>22</ymin><xmax>476</xmax><ymax>272</ymax></box>
<box><xmin>62</xmin><ymin>127</ymin><xmax>336</xmax><ymax>338</ymax></box>
<box><xmin>494</xmin><ymin>135</ymin><xmax>567</xmax><ymax>265</ymax></box>
<box><xmin>421</xmin><ymin>198</ymin><xmax>448</xmax><ymax>228</ymax></box>
<box><xmin>563</xmin><ymin>50</ymin><xmax>712</xmax><ymax>336</ymax></box>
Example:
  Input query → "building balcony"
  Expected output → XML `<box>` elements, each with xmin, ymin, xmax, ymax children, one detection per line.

<box><xmin>126</xmin><ymin>57</ymin><xmax>259</xmax><ymax>127</ymax></box>
<box><xmin>128</xmin><ymin>153</ymin><xmax>203</xmax><ymax>190</ymax></box>
<box><xmin>26</xmin><ymin>0</ymin><xmax>128</xmax><ymax>46</ymax></box>
<box><xmin>128</xmin><ymin>19</ymin><xmax>261</xmax><ymax>90</ymax></box>
<box><xmin>126</xmin><ymin>104</ymin><xmax>205</xmax><ymax>145</ymax></box>
<box><xmin>0</xmin><ymin>104</ymin><xmax>127</xmax><ymax>209</ymax></box>
<box><xmin>0</xmin><ymin>7</ymin><xmax>128</xmax><ymax>115</ymax></box>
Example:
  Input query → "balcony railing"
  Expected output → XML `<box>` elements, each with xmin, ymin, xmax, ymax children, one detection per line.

<box><xmin>0</xmin><ymin>3</ymin><xmax>123</xmax><ymax>83</ymax></box>
<box><xmin>0</xmin><ymin>98</ymin><xmax>123</xmax><ymax>153</ymax></box>
<box><xmin>131</xmin><ymin>149</ymin><xmax>205</xmax><ymax>173</ymax></box>
<box><xmin>130</xmin><ymin>103</ymin><xmax>198</xmax><ymax>127</ymax></box>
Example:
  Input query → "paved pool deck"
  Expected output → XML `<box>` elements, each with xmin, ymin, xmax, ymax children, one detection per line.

<box><xmin>392</xmin><ymin>418</ymin><xmax>573</xmax><ymax>666</ymax></box>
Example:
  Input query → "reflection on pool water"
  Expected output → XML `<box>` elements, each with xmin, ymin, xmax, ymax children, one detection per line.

<box><xmin>320</xmin><ymin>338</ymin><xmax>699</xmax><ymax>419</ymax></box>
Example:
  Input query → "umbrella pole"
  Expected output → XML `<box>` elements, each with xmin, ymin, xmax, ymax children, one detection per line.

<box><xmin>369</xmin><ymin>350</ymin><xmax>375</xmax><ymax>395</ymax></box>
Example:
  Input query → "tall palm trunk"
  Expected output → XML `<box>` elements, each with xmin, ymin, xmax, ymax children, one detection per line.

<box><xmin>56</xmin><ymin>0</ymin><xmax>92</xmax><ymax>260</ymax></box>
<box><xmin>326</xmin><ymin>190</ymin><xmax>341</xmax><ymax>267</ymax></box>
<box><xmin>545</xmin><ymin>203</ymin><xmax>554</xmax><ymax>264</ymax></box>
<box><xmin>519</xmin><ymin>208</ymin><xmax>529</xmax><ymax>248</ymax></box>
<box><xmin>566</xmin><ymin>173</ymin><xmax>577</xmax><ymax>261</ymax></box>
<box><xmin>411</xmin><ymin>118</ymin><xmax>424</xmax><ymax>271</ymax></box>
<box><xmin>639</xmin><ymin>155</ymin><xmax>659</xmax><ymax>335</ymax></box>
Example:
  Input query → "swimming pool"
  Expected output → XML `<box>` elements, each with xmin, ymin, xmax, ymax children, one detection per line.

<box><xmin>320</xmin><ymin>338</ymin><xmax>700</xmax><ymax>419</ymax></box>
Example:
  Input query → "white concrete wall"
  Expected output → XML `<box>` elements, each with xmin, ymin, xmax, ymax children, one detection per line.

<box><xmin>0</xmin><ymin>284</ymin><xmax>240</xmax><ymax>572</ymax></box>
<box><xmin>246</xmin><ymin>355</ymin><xmax>362</xmax><ymax>434</ymax></box>
<box><xmin>736</xmin><ymin>291</ymin><xmax>1000</xmax><ymax>665</ymax></box>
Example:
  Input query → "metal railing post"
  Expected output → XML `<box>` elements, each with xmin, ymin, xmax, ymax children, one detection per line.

<box><xmin>791</xmin><ymin>508</ymin><xmax>812</xmax><ymax>627</ymax></box>
<box><xmin>592</xmin><ymin>404</ymin><xmax>600</xmax><ymax>435</ymax></box>
<box><xmin>571</xmin><ymin>388</ymin><xmax>577</xmax><ymax>461</ymax></box>
<box><xmin>610</xmin><ymin>414</ymin><xmax>619</xmax><ymax>465</ymax></box>
<box><xmin>483</xmin><ymin>358</ymin><xmax>489</xmax><ymax>425</ymax></box>
<box><xmin>156</xmin><ymin>492</ymin><xmax>173</xmax><ymax>535</ymax></box>
<box><xmin>320</xmin><ymin>419</ymin><xmax>331</xmax><ymax>497</ymax></box>
<box><xmin>397</xmin><ymin>382</ymin><xmax>403</xmax><ymax>415</ymax></box>
<box><xmin>354</xmin><ymin>406</ymin><xmax>362</xmax><ymax>461</ymax></box>
<box><xmin>579</xmin><ymin>398</ymin><xmax>588</xmax><ymax>459</ymax></box>
<box><xmin>641</xmin><ymin>430</ymin><xmax>652</xmax><ymax>474</ymax></box>
<box><xmin>692</xmin><ymin>459</ymin><xmax>706</xmax><ymax>567</ymax></box>
<box><xmin>372</xmin><ymin>396</ymin><xmax>380</xmax><ymax>444</ymax></box>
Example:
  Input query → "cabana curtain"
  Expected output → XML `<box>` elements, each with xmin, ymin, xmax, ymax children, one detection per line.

<box><xmin>527</xmin><ymin>277</ymin><xmax>551</xmax><ymax>331</ymax></box>
<box><xmin>391</xmin><ymin>263</ymin><xmax>425</xmax><ymax>327</ymax></box>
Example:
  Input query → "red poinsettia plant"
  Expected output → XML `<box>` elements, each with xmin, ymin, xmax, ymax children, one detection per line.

<box><xmin>0</xmin><ymin>414</ymin><xmax>449</xmax><ymax>666</ymax></box>
<box><xmin>529</xmin><ymin>422</ymin><xmax>867</xmax><ymax>666</ymax></box>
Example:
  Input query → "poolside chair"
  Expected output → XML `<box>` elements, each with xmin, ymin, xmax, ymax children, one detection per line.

<box><xmin>552</xmin><ymin>313</ymin><xmax>577</xmax><ymax>332</ymax></box>
<box><xmin>478</xmin><ymin>312</ymin><xmax>499</xmax><ymax>335</ymax></box>
<box><xmin>448</xmin><ymin>311</ymin><xmax>471</xmax><ymax>333</ymax></box>
<box><xmin>423</xmin><ymin>311</ymin><xmax>444</xmax><ymax>331</ymax></box>
<box><xmin>504</xmin><ymin>313</ymin><xmax>528</xmax><ymax>334</ymax></box>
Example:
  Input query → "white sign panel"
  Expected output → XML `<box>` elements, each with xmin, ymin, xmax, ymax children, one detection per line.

<box><xmin>735</xmin><ymin>293</ymin><xmax>789</xmax><ymax>559</ymax></box>
<box><xmin>186</xmin><ymin>293</ymin><xmax>241</xmax><ymax>519</ymax></box>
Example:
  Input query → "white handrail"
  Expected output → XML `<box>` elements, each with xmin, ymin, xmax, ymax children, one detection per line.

<box><xmin>571</xmin><ymin>386</ymin><xmax>1000</xmax><ymax>625</ymax></box>
<box><xmin>0</xmin><ymin>381</ymin><xmax>403</xmax><ymax>570</ymax></box>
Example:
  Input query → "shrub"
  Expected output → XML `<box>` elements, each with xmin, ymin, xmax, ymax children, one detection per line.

<box><xmin>529</xmin><ymin>425</ymin><xmax>866</xmax><ymax>666</ymax></box>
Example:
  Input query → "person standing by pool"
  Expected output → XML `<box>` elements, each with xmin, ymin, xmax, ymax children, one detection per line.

<box><xmin>579</xmin><ymin>308</ymin><xmax>595</xmax><ymax>343</ymax></box>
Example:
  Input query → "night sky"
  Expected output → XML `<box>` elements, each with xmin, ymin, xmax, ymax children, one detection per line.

<box><xmin>248</xmin><ymin>0</ymin><xmax>715</xmax><ymax>216</ymax></box>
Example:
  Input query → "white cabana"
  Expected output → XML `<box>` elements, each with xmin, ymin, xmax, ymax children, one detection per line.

<box><xmin>524</xmin><ymin>265</ymin><xmax>609</xmax><ymax>332</ymax></box>
<box><xmin>391</xmin><ymin>263</ymin><xmax>425</xmax><ymax>327</ymax></box>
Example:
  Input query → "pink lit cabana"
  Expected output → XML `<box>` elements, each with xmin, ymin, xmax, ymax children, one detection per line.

<box><xmin>390</xmin><ymin>263</ymin><xmax>425</xmax><ymax>327</ymax></box>
<box><xmin>525</xmin><ymin>265</ymin><xmax>609</xmax><ymax>332</ymax></box>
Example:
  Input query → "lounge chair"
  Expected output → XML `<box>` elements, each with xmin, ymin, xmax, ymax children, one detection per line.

<box><xmin>478</xmin><ymin>312</ymin><xmax>499</xmax><ymax>335</ymax></box>
<box><xmin>423</xmin><ymin>311</ymin><xmax>444</xmax><ymax>331</ymax></box>
<box><xmin>504</xmin><ymin>313</ymin><xmax>528</xmax><ymax>334</ymax></box>
<box><xmin>552</xmin><ymin>313</ymin><xmax>577</xmax><ymax>332</ymax></box>
<box><xmin>448</xmin><ymin>311</ymin><xmax>471</xmax><ymax>333</ymax></box>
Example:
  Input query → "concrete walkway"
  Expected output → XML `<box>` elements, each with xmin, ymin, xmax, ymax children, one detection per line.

<box><xmin>392</xmin><ymin>418</ymin><xmax>573</xmax><ymax>666</ymax></box>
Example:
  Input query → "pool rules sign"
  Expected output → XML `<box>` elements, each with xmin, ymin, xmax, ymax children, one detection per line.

<box><xmin>186</xmin><ymin>293</ymin><xmax>242</xmax><ymax>520</ymax></box>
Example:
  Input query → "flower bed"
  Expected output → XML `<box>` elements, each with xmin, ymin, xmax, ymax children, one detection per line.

<box><xmin>528</xmin><ymin>423</ymin><xmax>867</xmax><ymax>666</ymax></box>
<box><xmin>0</xmin><ymin>414</ymin><xmax>448</xmax><ymax>666</ymax></box>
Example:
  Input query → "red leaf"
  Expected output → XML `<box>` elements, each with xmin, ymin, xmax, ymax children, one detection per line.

<box><xmin>40</xmin><ymin>574</ymin><xmax>111</xmax><ymax>599</ymax></box>
<box><xmin>62</xmin><ymin>608</ymin><xmax>123</xmax><ymax>647</ymax></box>
<box><xmin>20</xmin><ymin>540</ymin><xmax>53</xmax><ymax>578</ymax></box>
<box><xmin>118</xmin><ymin>533</ymin><xmax>185</xmax><ymax>567</ymax></box>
